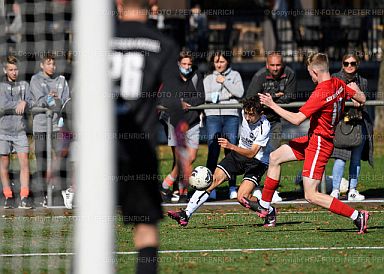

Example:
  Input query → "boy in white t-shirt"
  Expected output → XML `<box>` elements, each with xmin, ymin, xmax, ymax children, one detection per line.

<box><xmin>168</xmin><ymin>96</ymin><xmax>277</xmax><ymax>227</ymax></box>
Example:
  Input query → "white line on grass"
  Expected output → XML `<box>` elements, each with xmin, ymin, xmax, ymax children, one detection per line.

<box><xmin>163</xmin><ymin>199</ymin><xmax>384</xmax><ymax>207</ymax></box>
<box><xmin>2</xmin><ymin>246</ymin><xmax>384</xmax><ymax>257</ymax></box>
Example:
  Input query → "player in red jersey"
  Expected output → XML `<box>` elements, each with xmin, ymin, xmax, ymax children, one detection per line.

<box><xmin>242</xmin><ymin>53</ymin><xmax>369</xmax><ymax>234</ymax></box>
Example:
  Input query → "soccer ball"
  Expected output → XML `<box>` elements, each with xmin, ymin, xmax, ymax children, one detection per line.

<box><xmin>189</xmin><ymin>166</ymin><xmax>213</xmax><ymax>190</ymax></box>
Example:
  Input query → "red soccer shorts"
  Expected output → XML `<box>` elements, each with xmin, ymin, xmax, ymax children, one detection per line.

<box><xmin>289</xmin><ymin>134</ymin><xmax>334</xmax><ymax>180</ymax></box>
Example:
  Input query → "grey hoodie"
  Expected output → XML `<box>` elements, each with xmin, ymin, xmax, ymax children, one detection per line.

<box><xmin>0</xmin><ymin>80</ymin><xmax>33</xmax><ymax>137</ymax></box>
<box><xmin>30</xmin><ymin>71</ymin><xmax>70</xmax><ymax>133</ymax></box>
<box><xmin>203</xmin><ymin>68</ymin><xmax>244</xmax><ymax>117</ymax></box>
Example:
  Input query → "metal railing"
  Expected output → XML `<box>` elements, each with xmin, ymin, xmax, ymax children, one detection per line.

<box><xmin>2</xmin><ymin>100</ymin><xmax>383</xmax><ymax>204</ymax></box>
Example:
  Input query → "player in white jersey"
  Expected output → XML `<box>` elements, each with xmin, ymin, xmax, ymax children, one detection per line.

<box><xmin>168</xmin><ymin>96</ymin><xmax>277</xmax><ymax>227</ymax></box>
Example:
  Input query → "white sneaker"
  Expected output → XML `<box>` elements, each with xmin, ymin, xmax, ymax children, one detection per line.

<box><xmin>330</xmin><ymin>189</ymin><xmax>340</xmax><ymax>199</ymax></box>
<box><xmin>229</xmin><ymin>187</ymin><xmax>238</xmax><ymax>199</ymax></box>
<box><xmin>171</xmin><ymin>191</ymin><xmax>180</xmax><ymax>203</ymax></box>
<box><xmin>348</xmin><ymin>189</ymin><xmax>365</xmax><ymax>201</ymax></box>
<box><xmin>272</xmin><ymin>191</ymin><xmax>282</xmax><ymax>203</ymax></box>
<box><xmin>209</xmin><ymin>189</ymin><xmax>216</xmax><ymax>200</ymax></box>
<box><xmin>62</xmin><ymin>188</ymin><xmax>75</xmax><ymax>209</ymax></box>
<box><xmin>252</xmin><ymin>188</ymin><xmax>262</xmax><ymax>200</ymax></box>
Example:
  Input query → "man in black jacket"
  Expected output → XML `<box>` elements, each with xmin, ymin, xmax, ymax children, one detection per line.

<box><xmin>246</xmin><ymin>52</ymin><xmax>296</xmax><ymax>151</ymax></box>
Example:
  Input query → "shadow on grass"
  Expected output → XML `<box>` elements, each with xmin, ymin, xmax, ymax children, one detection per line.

<box><xmin>361</xmin><ymin>188</ymin><xmax>384</xmax><ymax>198</ymax></box>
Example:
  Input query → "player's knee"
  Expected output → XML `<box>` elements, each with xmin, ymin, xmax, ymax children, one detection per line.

<box><xmin>189</xmin><ymin>154</ymin><xmax>197</xmax><ymax>164</ymax></box>
<box><xmin>304</xmin><ymin>192</ymin><xmax>316</xmax><ymax>204</ymax></box>
<box><xmin>269</xmin><ymin>151</ymin><xmax>280</xmax><ymax>165</ymax></box>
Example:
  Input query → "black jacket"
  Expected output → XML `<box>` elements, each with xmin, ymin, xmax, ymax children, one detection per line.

<box><xmin>160</xmin><ymin>68</ymin><xmax>205</xmax><ymax>128</ymax></box>
<box><xmin>246</xmin><ymin>66</ymin><xmax>296</xmax><ymax>123</ymax></box>
<box><xmin>331</xmin><ymin>70</ymin><xmax>374</xmax><ymax>166</ymax></box>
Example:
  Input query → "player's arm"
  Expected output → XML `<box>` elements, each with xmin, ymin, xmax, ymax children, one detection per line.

<box><xmin>347</xmin><ymin>82</ymin><xmax>366</xmax><ymax>105</ymax></box>
<box><xmin>258</xmin><ymin>93</ymin><xmax>307</xmax><ymax>126</ymax></box>
<box><xmin>218</xmin><ymin>137</ymin><xmax>260</xmax><ymax>159</ymax></box>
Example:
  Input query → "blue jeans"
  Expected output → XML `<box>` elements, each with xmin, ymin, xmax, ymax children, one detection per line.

<box><xmin>206</xmin><ymin>115</ymin><xmax>239</xmax><ymax>187</ymax></box>
<box><xmin>332</xmin><ymin>125</ymin><xmax>367</xmax><ymax>190</ymax></box>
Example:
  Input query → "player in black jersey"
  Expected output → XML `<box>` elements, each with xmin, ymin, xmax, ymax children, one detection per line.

<box><xmin>113</xmin><ymin>1</ymin><xmax>187</xmax><ymax>273</ymax></box>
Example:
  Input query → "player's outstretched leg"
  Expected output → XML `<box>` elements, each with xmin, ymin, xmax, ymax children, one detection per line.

<box><xmin>167</xmin><ymin>209</ymin><xmax>189</xmax><ymax>227</ymax></box>
<box><xmin>303</xmin><ymin>176</ymin><xmax>370</xmax><ymax>234</ymax></box>
<box><xmin>167</xmin><ymin>190</ymin><xmax>210</xmax><ymax>227</ymax></box>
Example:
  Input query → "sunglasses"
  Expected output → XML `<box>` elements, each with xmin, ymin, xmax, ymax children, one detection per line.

<box><xmin>343</xmin><ymin>61</ymin><xmax>357</xmax><ymax>67</ymax></box>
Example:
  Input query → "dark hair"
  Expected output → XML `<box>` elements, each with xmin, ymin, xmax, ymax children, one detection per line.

<box><xmin>210</xmin><ymin>50</ymin><xmax>231</xmax><ymax>67</ymax></box>
<box><xmin>41</xmin><ymin>53</ymin><xmax>56</xmax><ymax>63</ymax></box>
<box><xmin>121</xmin><ymin>0</ymin><xmax>148</xmax><ymax>8</ymax></box>
<box><xmin>178</xmin><ymin>50</ymin><xmax>193</xmax><ymax>62</ymax></box>
<box><xmin>241</xmin><ymin>96</ymin><xmax>263</xmax><ymax>114</ymax></box>
<box><xmin>342</xmin><ymin>53</ymin><xmax>360</xmax><ymax>65</ymax></box>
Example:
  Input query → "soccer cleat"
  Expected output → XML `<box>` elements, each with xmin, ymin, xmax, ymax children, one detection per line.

<box><xmin>330</xmin><ymin>189</ymin><xmax>340</xmax><ymax>199</ymax></box>
<box><xmin>171</xmin><ymin>191</ymin><xmax>180</xmax><ymax>203</ymax></box>
<box><xmin>354</xmin><ymin>210</ymin><xmax>369</xmax><ymax>234</ymax></box>
<box><xmin>160</xmin><ymin>186</ymin><xmax>172</xmax><ymax>203</ymax></box>
<box><xmin>241</xmin><ymin>197</ymin><xmax>269</xmax><ymax>218</ymax></box>
<box><xmin>4</xmin><ymin>197</ymin><xmax>15</xmax><ymax>209</ymax></box>
<box><xmin>19</xmin><ymin>197</ymin><xmax>33</xmax><ymax>209</ymax></box>
<box><xmin>62</xmin><ymin>188</ymin><xmax>75</xmax><ymax>209</ymax></box>
<box><xmin>229</xmin><ymin>187</ymin><xmax>238</xmax><ymax>199</ymax></box>
<box><xmin>264</xmin><ymin>206</ymin><xmax>277</xmax><ymax>227</ymax></box>
<box><xmin>348</xmin><ymin>190</ymin><xmax>365</xmax><ymax>201</ymax></box>
<box><xmin>167</xmin><ymin>210</ymin><xmax>189</xmax><ymax>227</ymax></box>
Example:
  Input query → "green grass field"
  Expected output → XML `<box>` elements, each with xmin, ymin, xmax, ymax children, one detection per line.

<box><xmin>0</xmin><ymin>144</ymin><xmax>383</xmax><ymax>273</ymax></box>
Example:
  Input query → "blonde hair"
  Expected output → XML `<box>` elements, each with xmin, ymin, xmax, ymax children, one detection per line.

<box><xmin>306</xmin><ymin>52</ymin><xmax>329</xmax><ymax>72</ymax></box>
<box><xmin>3</xmin><ymin>55</ymin><xmax>18</xmax><ymax>67</ymax></box>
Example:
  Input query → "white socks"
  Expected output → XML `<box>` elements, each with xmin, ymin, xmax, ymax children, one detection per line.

<box><xmin>185</xmin><ymin>190</ymin><xmax>210</xmax><ymax>218</ymax></box>
<box><xmin>259</xmin><ymin>199</ymin><xmax>271</xmax><ymax>210</ymax></box>
<box><xmin>350</xmin><ymin>210</ymin><xmax>359</xmax><ymax>220</ymax></box>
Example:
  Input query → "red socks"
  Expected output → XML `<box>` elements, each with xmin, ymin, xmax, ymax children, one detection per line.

<box><xmin>261</xmin><ymin>176</ymin><xmax>280</xmax><ymax>202</ymax></box>
<box><xmin>329</xmin><ymin>197</ymin><xmax>355</xmax><ymax>218</ymax></box>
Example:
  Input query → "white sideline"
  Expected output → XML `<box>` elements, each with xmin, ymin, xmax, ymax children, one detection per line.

<box><xmin>1</xmin><ymin>246</ymin><xmax>384</xmax><ymax>257</ymax></box>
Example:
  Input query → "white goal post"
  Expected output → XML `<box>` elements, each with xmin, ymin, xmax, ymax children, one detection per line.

<box><xmin>74</xmin><ymin>0</ymin><xmax>114</xmax><ymax>273</ymax></box>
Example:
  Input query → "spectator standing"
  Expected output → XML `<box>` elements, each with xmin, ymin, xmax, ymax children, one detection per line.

<box><xmin>330</xmin><ymin>53</ymin><xmax>374</xmax><ymax>201</ymax></box>
<box><xmin>30</xmin><ymin>53</ymin><xmax>70</xmax><ymax>207</ymax></box>
<box><xmin>148</xmin><ymin>4</ymin><xmax>164</xmax><ymax>30</ymax></box>
<box><xmin>246</xmin><ymin>52</ymin><xmax>296</xmax><ymax>151</ymax></box>
<box><xmin>0</xmin><ymin>55</ymin><xmax>33</xmax><ymax>208</ymax></box>
<box><xmin>203</xmin><ymin>51</ymin><xmax>244</xmax><ymax>199</ymax></box>
<box><xmin>160</xmin><ymin>51</ymin><xmax>205</xmax><ymax>203</ymax></box>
